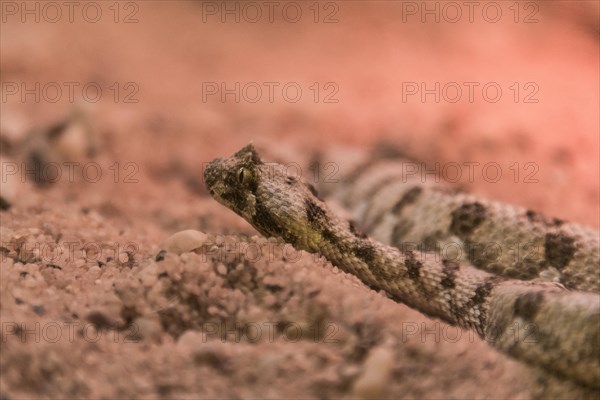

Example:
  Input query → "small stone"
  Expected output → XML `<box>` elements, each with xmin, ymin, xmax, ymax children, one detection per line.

<box><xmin>216</xmin><ymin>263</ymin><xmax>227</xmax><ymax>275</ymax></box>
<box><xmin>19</xmin><ymin>107</ymin><xmax>98</xmax><ymax>187</ymax></box>
<box><xmin>176</xmin><ymin>330</ymin><xmax>205</xmax><ymax>351</ymax></box>
<box><xmin>0</xmin><ymin>110</ymin><xmax>30</xmax><ymax>143</ymax></box>
<box><xmin>53</xmin><ymin>109</ymin><xmax>97</xmax><ymax>161</ymax></box>
<box><xmin>162</xmin><ymin>230</ymin><xmax>209</xmax><ymax>255</ymax></box>
<box><xmin>132</xmin><ymin>316</ymin><xmax>163</xmax><ymax>341</ymax></box>
<box><xmin>351</xmin><ymin>340</ymin><xmax>395</xmax><ymax>399</ymax></box>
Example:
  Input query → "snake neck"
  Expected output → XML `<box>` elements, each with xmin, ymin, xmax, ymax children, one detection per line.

<box><xmin>305</xmin><ymin>213</ymin><xmax>498</xmax><ymax>336</ymax></box>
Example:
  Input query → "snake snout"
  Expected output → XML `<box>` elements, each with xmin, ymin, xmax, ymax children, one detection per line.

<box><xmin>203</xmin><ymin>158</ymin><xmax>223</xmax><ymax>192</ymax></box>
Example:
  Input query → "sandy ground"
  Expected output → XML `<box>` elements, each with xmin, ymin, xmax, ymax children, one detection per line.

<box><xmin>1</xmin><ymin>1</ymin><xmax>599</xmax><ymax>399</ymax></box>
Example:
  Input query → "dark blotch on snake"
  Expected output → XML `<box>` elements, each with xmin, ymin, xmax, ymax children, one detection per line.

<box><xmin>391</xmin><ymin>221</ymin><xmax>414</xmax><ymax>245</ymax></box>
<box><xmin>514</xmin><ymin>291</ymin><xmax>544</xmax><ymax>321</ymax></box>
<box><xmin>253</xmin><ymin>202</ymin><xmax>295</xmax><ymax>245</ymax></box>
<box><xmin>468</xmin><ymin>276</ymin><xmax>505</xmax><ymax>335</ymax></box>
<box><xmin>322</xmin><ymin>228</ymin><xmax>338</xmax><ymax>243</ymax></box>
<box><xmin>404</xmin><ymin>250</ymin><xmax>422</xmax><ymax>280</ymax></box>
<box><xmin>471</xmin><ymin>276</ymin><xmax>503</xmax><ymax>307</ymax></box>
<box><xmin>544</xmin><ymin>232</ymin><xmax>576</xmax><ymax>270</ymax></box>
<box><xmin>441</xmin><ymin>259</ymin><xmax>460</xmax><ymax>289</ymax></box>
<box><xmin>305</xmin><ymin>198</ymin><xmax>327</xmax><ymax>226</ymax></box>
<box><xmin>304</xmin><ymin>198</ymin><xmax>342</xmax><ymax>245</ymax></box>
<box><xmin>392</xmin><ymin>186</ymin><xmax>423</xmax><ymax>215</ymax></box>
<box><xmin>449</xmin><ymin>202</ymin><xmax>487</xmax><ymax>237</ymax></box>
<box><xmin>354</xmin><ymin>242</ymin><xmax>377</xmax><ymax>264</ymax></box>
<box><xmin>420</xmin><ymin>231</ymin><xmax>443</xmax><ymax>252</ymax></box>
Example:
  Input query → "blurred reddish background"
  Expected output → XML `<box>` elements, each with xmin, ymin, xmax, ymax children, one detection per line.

<box><xmin>2</xmin><ymin>1</ymin><xmax>598</xmax><ymax>225</ymax></box>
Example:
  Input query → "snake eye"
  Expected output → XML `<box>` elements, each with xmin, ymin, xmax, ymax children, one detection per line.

<box><xmin>237</xmin><ymin>167</ymin><xmax>249</xmax><ymax>184</ymax></box>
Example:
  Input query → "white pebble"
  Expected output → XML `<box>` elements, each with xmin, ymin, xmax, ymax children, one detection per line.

<box><xmin>351</xmin><ymin>340</ymin><xmax>395</xmax><ymax>399</ymax></box>
<box><xmin>162</xmin><ymin>230</ymin><xmax>209</xmax><ymax>255</ymax></box>
<box><xmin>216</xmin><ymin>263</ymin><xmax>227</xmax><ymax>275</ymax></box>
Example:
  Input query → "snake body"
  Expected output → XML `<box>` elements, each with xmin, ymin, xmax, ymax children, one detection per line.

<box><xmin>204</xmin><ymin>144</ymin><xmax>600</xmax><ymax>390</ymax></box>
<box><xmin>319</xmin><ymin>153</ymin><xmax>600</xmax><ymax>293</ymax></box>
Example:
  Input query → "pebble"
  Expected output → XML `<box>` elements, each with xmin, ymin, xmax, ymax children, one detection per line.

<box><xmin>351</xmin><ymin>340</ymin><xmax>395</xmax><ymax>399</ymax></box>
<box><xmin>53</xmin><ymin>111</ymin><xmax>96</xmax><ymax>160</ymax></box>
<box><xmin>216</xmin><ymin>263</ymin><xmax>227</xmax><ymax>276</ymax></box>
<box><xmin>161</xmin><ymin>230</ymin><xmax>209</xmax><ymax>255</ymax></box>
<box><xmin>132</xmin><ymin>316</ymin><xmax>163</xmax><ymax>341</ymax></box>
<box><xmin>0</xmin><ymin>110</ymin><xmax>29</xmax><ymax>143</ymax></box>
<box><xmin>176</xmin><ymin>330</ymin><xmax>204</xmax><ymax>352</ymax></box>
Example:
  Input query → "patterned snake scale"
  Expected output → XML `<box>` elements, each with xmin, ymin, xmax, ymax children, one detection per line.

<box><xmin>204</xmin><ymin>144</ymin><xmax>600</xmax><ymax>390</ymax></box>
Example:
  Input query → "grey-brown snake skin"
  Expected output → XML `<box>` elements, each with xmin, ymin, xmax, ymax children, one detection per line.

<box><xmin>204</xmin><ymin>144</ymin><xmax>600</xmax><ymax>391</ymax></box>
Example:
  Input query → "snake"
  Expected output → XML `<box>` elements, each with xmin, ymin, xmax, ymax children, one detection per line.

<box><xmin>204</xmin><ymin>144</ymin><xmax>600</xmax><ymax>390</ymax></box>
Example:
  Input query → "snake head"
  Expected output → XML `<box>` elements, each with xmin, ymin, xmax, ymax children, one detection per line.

<box><xmin>204</xmin><ymin>144</ymin><xmax>328</xmax><ymax>248</ymax></box>
<box><xmin>204</xmin><ymin>144</ymin><xmax>263</xmax><ymax>223</ymax></box>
